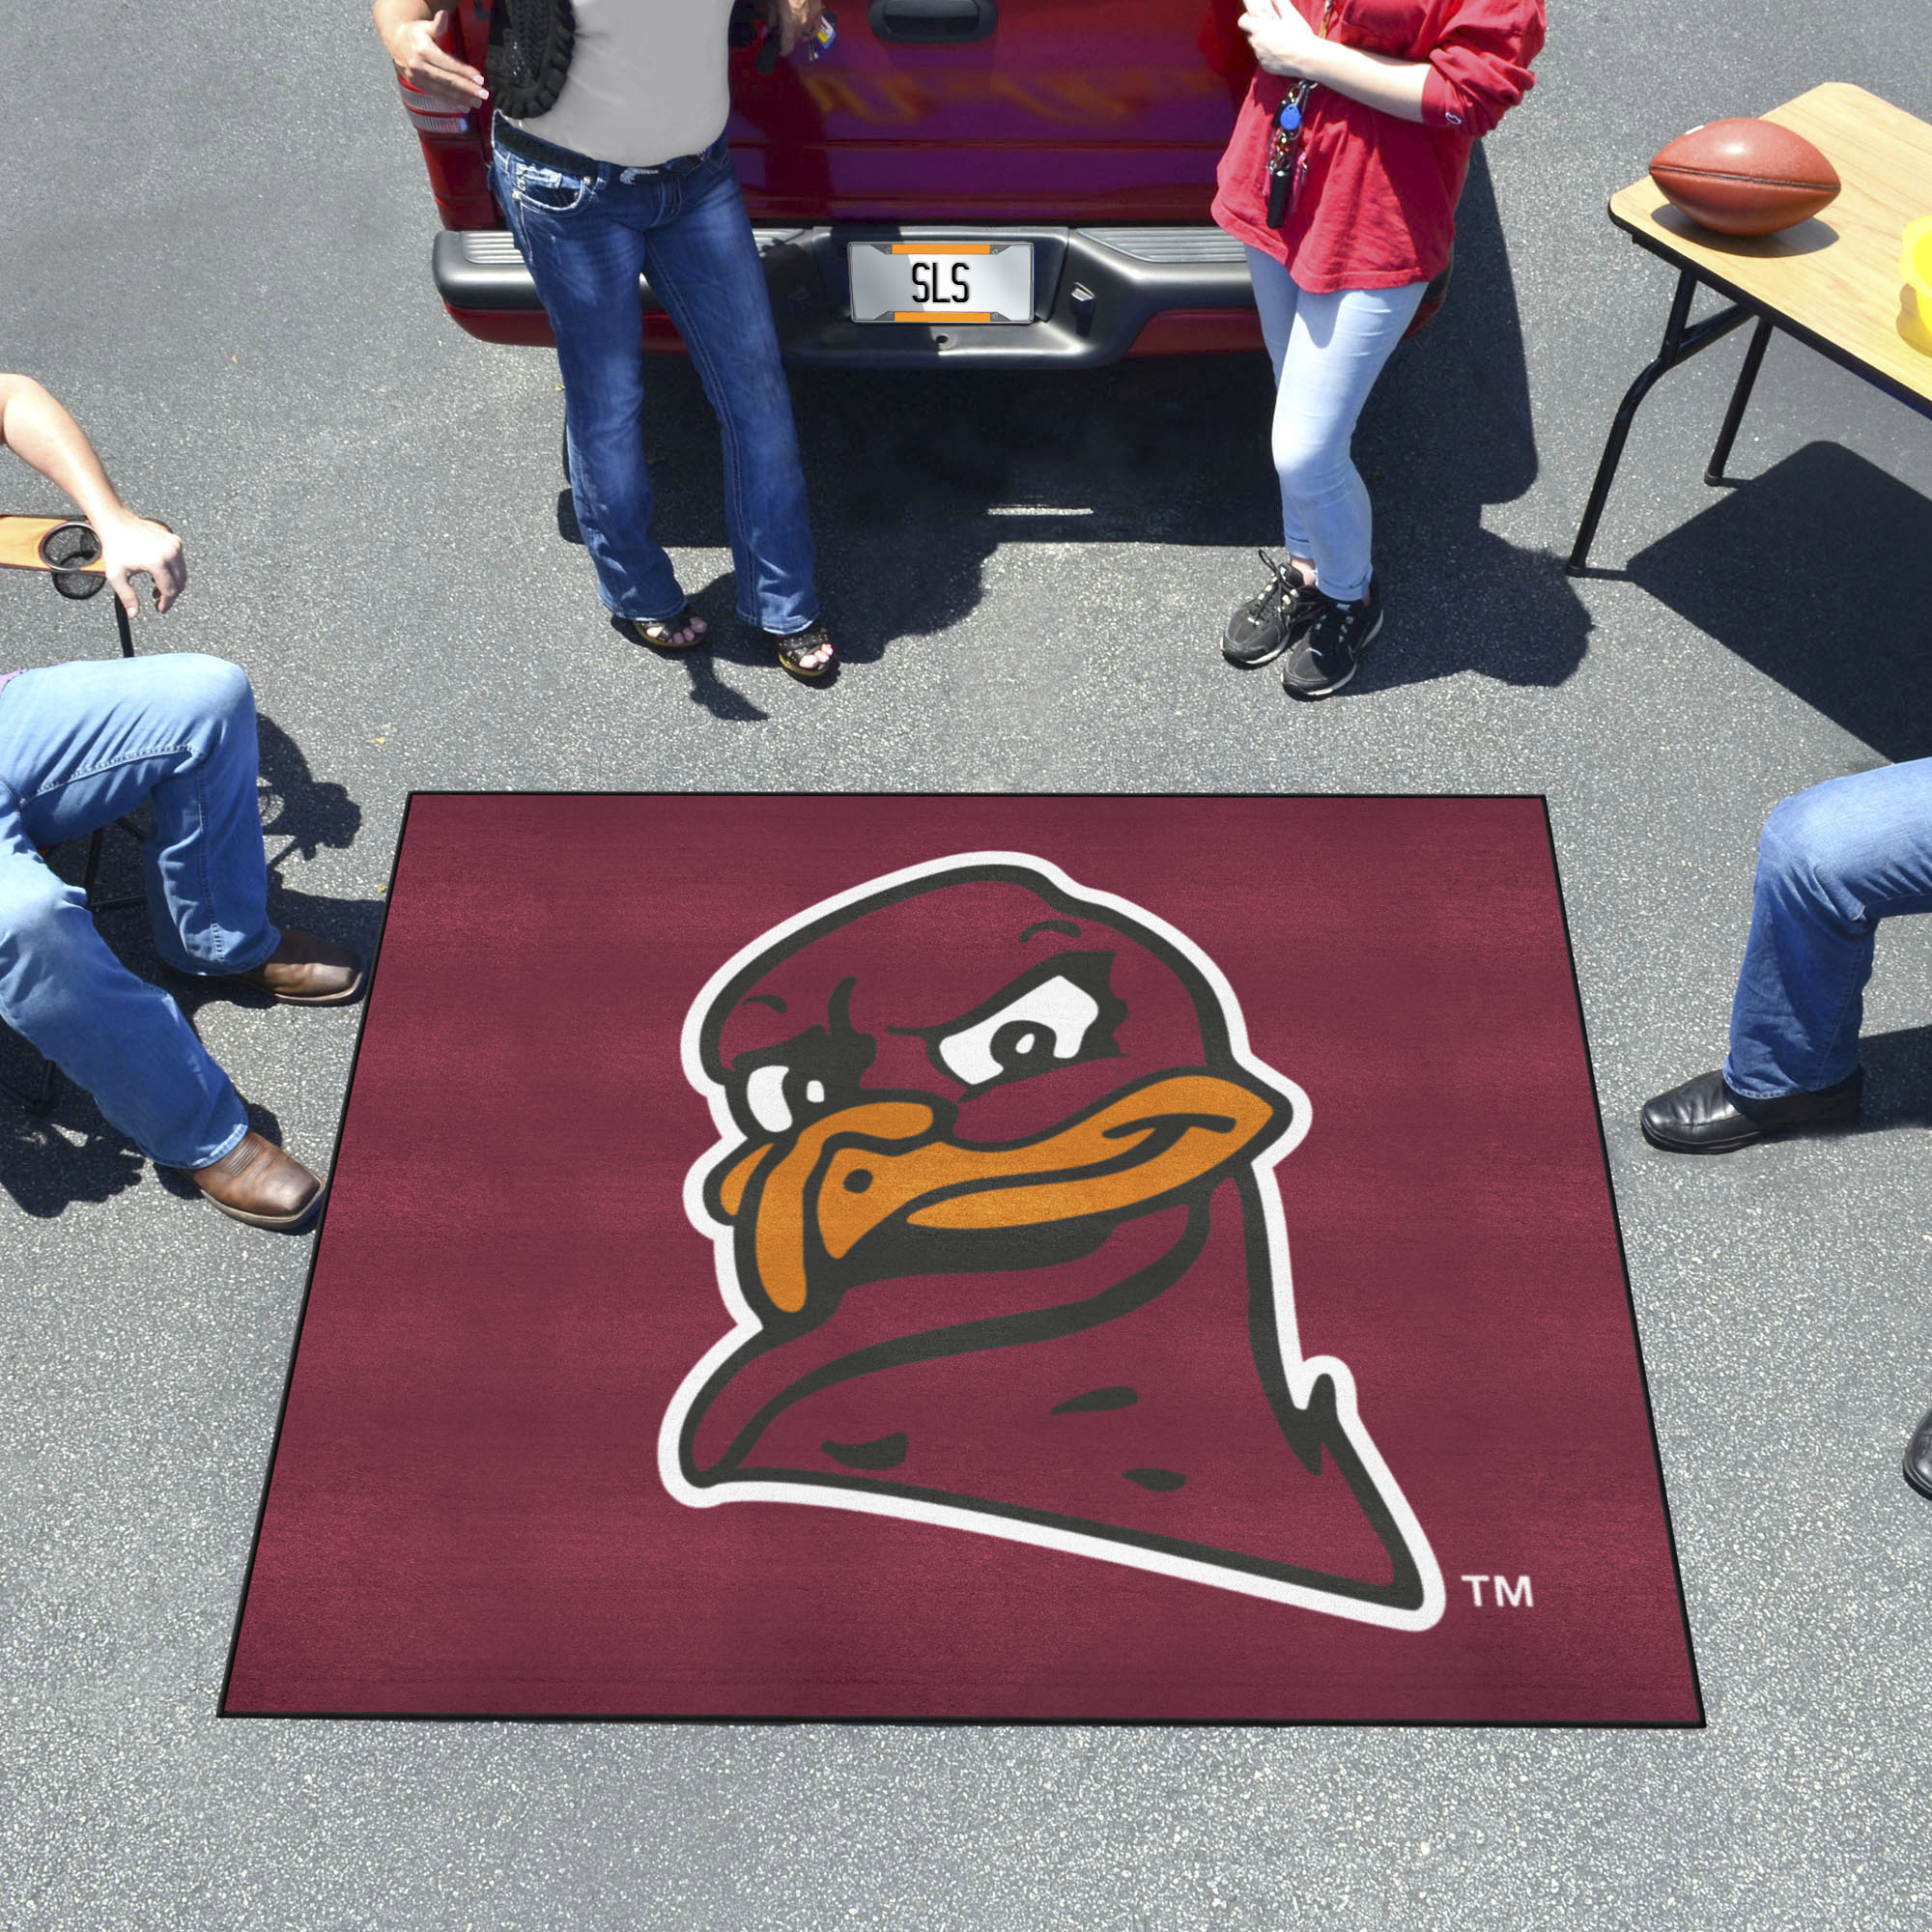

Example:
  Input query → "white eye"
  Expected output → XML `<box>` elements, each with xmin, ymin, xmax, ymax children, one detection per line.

<box><xmin>936</xmin><ymin>976</ymin><xmax>1101</xmax><ymax>1087</ymax></box>
<box><xmin>747</xmin><ymin>1065</ymin><xmax>792</xmax><ymax>1133</ymax></box>
<box><xmin>806</xmin><ymin>1078</ymin><xmax>826</xmax><ymax>1105</ymax></box>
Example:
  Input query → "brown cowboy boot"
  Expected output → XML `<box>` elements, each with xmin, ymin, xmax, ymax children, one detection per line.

<box><xmin>189</xmin><ymin>1131</ymin><xmax>326</xmax><ymax>1231</ymax></box>
<box><xmin>229</xmin><ymin>929</ymin><xmax>365</xmax><ymax>1006</ymax></box>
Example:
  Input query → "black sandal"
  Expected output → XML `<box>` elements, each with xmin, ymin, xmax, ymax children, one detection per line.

<box><xmin>624</xmin><ymin>603</ymin><xmax>707</xmax><ymax>651</ymax></box>
<box><xmin>769</xmin><ymin>621</ymin><xmax>837</xmax><ymax>682</ymax></box>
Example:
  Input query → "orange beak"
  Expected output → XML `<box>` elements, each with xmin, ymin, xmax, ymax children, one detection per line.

<box><xmin>712</xmin><ymin>1071</ymin><xmax>1285</xmax><ymax>1320</ymax></box>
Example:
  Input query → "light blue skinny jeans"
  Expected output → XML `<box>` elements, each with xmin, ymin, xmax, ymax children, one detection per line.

<box><xmin>494</xmin><ymin>126</ymin><xmax>820</xmax><ymax>635</ymax></box>
<box><xmin>1724</xmin><ymin>757</ymin><xmax>1932</xmax><ymax>1099</ymax></box>
<box><xmin>1245</xmin><ymin>248</ymin><xmax>1427</xmax><ymax>605</ymax></box>
<box><xmin>0</xmin><ymin>655</ymin><xmax>275</xmax><ymax>1167</ymax></box>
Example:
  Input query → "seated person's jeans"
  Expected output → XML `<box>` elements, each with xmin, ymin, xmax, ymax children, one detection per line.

<box><xmin>1725</xmin><ymin>757</ymin><xmax>1932</xmax><ymax>1098</ymax></box>
<box><xmin>0</xmin><ymin>655</ymin><xmax>278</xmax><ymax>1167</ymax></box>
<box><xmin>493</xmin><ymin>130</ymin><xmax>819</xmax><ymax>635</ymax></box>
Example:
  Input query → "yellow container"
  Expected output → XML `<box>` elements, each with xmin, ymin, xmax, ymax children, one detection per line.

<box><xmin>1901</xmin><ymin>216</ymin><xmax>1932</xmax><ymax>354</ymax></box>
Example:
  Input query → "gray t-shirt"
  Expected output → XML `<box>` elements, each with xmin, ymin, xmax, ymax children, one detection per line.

<box><xmin>507</xmin><ymin>0</ymin><xmax>738</xmax><ymax>170</ymax></box>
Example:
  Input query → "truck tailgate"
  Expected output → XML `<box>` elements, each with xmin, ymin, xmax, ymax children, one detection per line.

<box><xmin>727</xmin><ymin>0</ymin><xmax>1252</xmax><ymax>224</ymax></box>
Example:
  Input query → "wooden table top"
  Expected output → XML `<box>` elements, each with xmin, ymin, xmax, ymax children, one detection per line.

<box><xmin>1609</xmin><ymin>82</ymin><xmax>1932</xmax><ymax>410</ymax></box>
<box><xmin>0</xmin><ymin>515</ymin><xmax>102</xmax><ymax>575</ymax></box>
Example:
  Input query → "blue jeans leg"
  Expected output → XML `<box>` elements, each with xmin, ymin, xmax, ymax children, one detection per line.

<box><xmin>1723</xmin><ymin>758</ymin><xmax>1932</xmax><ymax>1098</ymax></box>
<box><xmin>643</xmin><ymin>156</ymin><xmax>817</xmax><ymax>634</ymax></box>
<box><xmin>497</xmin><ymin>146</ymin><xmax>677</xmax><ymax>623</ymax></box>
<box><xmin>1245</xmin><ymin>249</ymin><xmax>1425</xmax><ymax>604</ymax></box>
<box><xmin>496</xmin><ymin>140</ymin><xmax>818</xmax><ymax>633</ymax></box>
<box><xmin>0</xmin><ymin>655</ymin><xmax>277</xmax><ymax>1167</ymax></box>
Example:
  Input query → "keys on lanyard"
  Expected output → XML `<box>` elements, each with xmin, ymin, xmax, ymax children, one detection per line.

<box><xmin>1264</xmin><ymin>83</ymin><xmax>1313</xmax><ymax>227</ymax></box>
<box><xmin>1261</xmin><ymin>0</ymin><xmax>1335</xmax><ymax>227</ymax></box>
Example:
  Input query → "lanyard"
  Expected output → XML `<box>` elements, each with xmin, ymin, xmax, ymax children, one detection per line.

<box><xmin>1263</xmin><ymin>0</ymin><xmax>1336</xmax><ymax>226</ymax></box>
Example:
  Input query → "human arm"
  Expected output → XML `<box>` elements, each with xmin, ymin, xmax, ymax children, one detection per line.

<box><xmin>767</xmin><ymin>0</ymin><xmax>826</xmax><ymax>58</ymax></box>
<box><xmin>0</xmin><ymin>374</ymin><xmax>186</xmax><ymax>616</ymax></box>
<box><xmin>1238</xmin><ymin>0</ymin><xmax>1542</xmax><ymax>135</ymax></box>
<box><xmin>1238</xmin><ymin>0</ymin><xmax>1429</xmax><ymax>121</ymax></box>
<box><xmin>372</xmin><ymin>0</ymin><xmax>487</xmax><ymax>108</ymax></box>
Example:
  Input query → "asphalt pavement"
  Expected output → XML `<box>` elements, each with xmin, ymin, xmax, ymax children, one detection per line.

<box><xmin>4</xmin><ymin>1</ymin><xmax>1932</xmax><ymax>1925</ymax></box>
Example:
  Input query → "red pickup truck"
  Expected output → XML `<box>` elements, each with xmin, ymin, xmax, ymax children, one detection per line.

<box><xmin>408</xmin><ymin>0</ymin><xmax>1305</xmax><ymax>366</ymax></box>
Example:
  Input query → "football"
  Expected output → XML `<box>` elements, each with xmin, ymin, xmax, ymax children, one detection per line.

<box><xmin>1649</xmin><ymin>118</ymin><xmax>1841</xmax><ymax>237</ymax></box>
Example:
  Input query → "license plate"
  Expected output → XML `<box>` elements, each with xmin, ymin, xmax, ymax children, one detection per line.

<box><xmin>847</xmin><ymin>242</ymin><xmax>1034</xmax><ymax>325</ymax></box>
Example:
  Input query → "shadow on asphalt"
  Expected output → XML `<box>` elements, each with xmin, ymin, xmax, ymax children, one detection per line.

<box><xmin>1627</xmin><ymin>441</ymin><xmax>1932</xmax><ymax>762</ymax></box>
<box><xmin>638</xmin><ymin>596</ymin><xmax>779</xmax><ymax>717</ymax></box>
<box><xmin>1859</xmin><ymin>1024</ymin><xmax>1932</xmax><ymax>1131</ymax></box>
<box><xmin>258</xmin><ymin>713</ymin><xmax>361</xmax><ymax>867</ymax></box>
<box><xmin>0</xmin><ymin>713</ymin><xmax>382</xmax><ymax>1219</ymax></box>
<box><xmin>1349</xmin><ymin>143</ymin><xmax>1592</xmax><ymax>696</ymax></box>
<box><xmin>580</xmin><ymin>144</ymin><xmax>1587</xmax><ymax>704</ymax></box>
<box><xmin>0</xmin><ymin>1102</ymin><xmax>149</xmax><ymax>1217</ymax></box>
<box><xmin>572</xmin><ymin>344</ymin><xmax>1286</xmax><ymax>711</ymax></box>
<box><xmin>564</xmin><ymin>490</ymin><xmax>781</xmax><ymax>720</ymax></box>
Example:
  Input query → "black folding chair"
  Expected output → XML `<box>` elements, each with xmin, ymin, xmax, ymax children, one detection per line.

<box><xmin>0</xmin><ymin>517</ymin><xmax>148</xmax><ymax>1112</ymax></box>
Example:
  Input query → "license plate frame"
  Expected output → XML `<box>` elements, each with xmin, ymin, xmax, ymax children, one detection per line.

<box><xmin>847</xmin><ymin>241</ymin><xmax>1035</xmax><ymax>325</ymax></box>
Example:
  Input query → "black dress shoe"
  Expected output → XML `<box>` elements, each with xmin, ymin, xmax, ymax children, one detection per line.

<box><xmin>1905</xmin><ymin>1406</ymin><xmax>1932</xmax><ymax>1500</ymax></box>
<box><xmin>1639</xmin><ymin>1066</ymin><xmax>1862</xmax><ymax>1153</ymax></box>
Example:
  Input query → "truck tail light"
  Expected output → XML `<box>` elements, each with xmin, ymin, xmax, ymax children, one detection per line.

<box><xmin>400</xmin><ymin>75</ymin><xmax>474</xmax><ymax>138</ymax></box>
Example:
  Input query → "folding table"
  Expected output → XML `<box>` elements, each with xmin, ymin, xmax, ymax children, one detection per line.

<box><xmin>1569</xmin><ymin>83</ymin><xmax>1932</xmax><ymax>575</ymax></box>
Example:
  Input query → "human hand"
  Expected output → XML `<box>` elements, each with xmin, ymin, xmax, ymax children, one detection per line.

<box><xmin>767</xmin><ymin>0</ymin><xmax>825</xmax><ymax>58</ymax></box>
<box><xmin>1237</xmin><ymin>0</ymin><xmax>1325</xmax><ymax>80</ymax></box>
<box><xmin>376</xmin><ymin>7</ymin><xmax>487</xmax><ymax>108</ymax></box>
<box><xmin>97</xmin><ymin>512</ymin><xmax>186</xmax><ymax>616</ymax></box>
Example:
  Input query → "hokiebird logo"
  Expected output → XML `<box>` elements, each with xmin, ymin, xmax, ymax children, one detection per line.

<box><xmin>659</xmin><ymin>854</ymin><xmax>1443</xmax><ymax>1630</ymax></box>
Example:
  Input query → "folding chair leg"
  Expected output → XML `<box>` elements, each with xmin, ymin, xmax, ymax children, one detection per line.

<box><xmin>79</xmin><ymin>816</ymin><xmax>147</xmax><ymax>916</ymax></box>
<box><xmin>26</xmin><ymin>1053</ymin><xmax>62</xmax><ymax>1112</ymax></box>
<box><xmin>0</xmin><ymin>1037</ymin><xmax>64</xmax><ymax>1113</ymax></box>
<box><xmin>80</xmin><ymin>824</ymin><xmax>108</xmax><ymax>897</ymax></box>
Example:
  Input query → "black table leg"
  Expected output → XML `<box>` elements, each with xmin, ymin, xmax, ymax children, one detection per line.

<box><xmin>1704</xmin><ymin>317</ymin><xmax>1775</xmax><ymax>485</ymax></box>
<box><xmin>1566</xmin><ymin>269</ymin><xmax>1757</xmax><ymax>575</ymax></box>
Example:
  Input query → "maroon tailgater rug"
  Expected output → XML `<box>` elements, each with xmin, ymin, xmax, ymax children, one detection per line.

<box><xmin>222</xmin><ymin>795</ymin><xmax>1700</xmax><ymax>1725</ymax></box>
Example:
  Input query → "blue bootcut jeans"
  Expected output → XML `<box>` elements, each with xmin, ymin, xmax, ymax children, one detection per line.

<box><xmin>0</xmin><ymin>655</ymin><xmax>276</xmax><ymax>1168</ymax></box>
<box><xmin>493</xmin><ymin>126</ymin><xmax>820</xmax><ymax>635</ymax></box>
<box><xmin>1724</xmin><ymin>757</ymin><xmax>1932</xmax><ymax>1098</ymax></box>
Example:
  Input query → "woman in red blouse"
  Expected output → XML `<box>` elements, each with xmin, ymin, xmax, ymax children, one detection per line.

<box><xmin>1213</xmin><ymin>0</ymin><xmax>1545</xmax><ymax>697</ymax></box>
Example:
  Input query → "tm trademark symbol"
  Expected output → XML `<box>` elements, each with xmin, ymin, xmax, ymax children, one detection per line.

<box><xmin>1460</xmin><ymin>1574</ymin><xmax>1533</xmax><ymax>1607</ymax></box>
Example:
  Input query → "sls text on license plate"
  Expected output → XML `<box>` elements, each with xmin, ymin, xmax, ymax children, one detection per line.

<box><xmin>847</xmin><ymin>242</ymin><xmax>1034</xmax><ymax>324</ymax></box>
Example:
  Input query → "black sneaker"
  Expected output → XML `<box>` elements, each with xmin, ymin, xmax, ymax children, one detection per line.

<box><xmin>1222</xmin><ymin>552</ymin><xmax>1318</xmax><ymax>668</ymax></box>
<box><xmin>1282</xmin><ymin>576</ymin><xmax>1383</xmax><ymax>699</ymax></box>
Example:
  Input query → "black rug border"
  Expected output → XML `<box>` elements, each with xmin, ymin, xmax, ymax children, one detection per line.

<box><xmin>219</xmin><ymin>789</ymin><xmax>1706</xmax><ymax>1731</ymax></box>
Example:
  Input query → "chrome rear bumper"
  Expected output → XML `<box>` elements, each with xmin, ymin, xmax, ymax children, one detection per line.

<box><xmin>433</xmin><ymin>222</ymin><xmax>1258</xmax><ymax>367</ymax></box>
